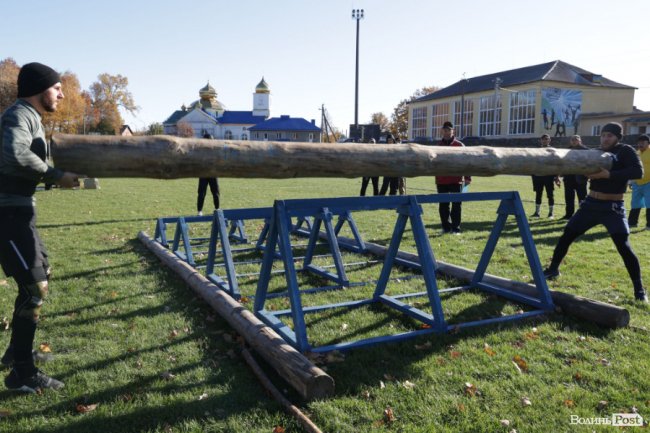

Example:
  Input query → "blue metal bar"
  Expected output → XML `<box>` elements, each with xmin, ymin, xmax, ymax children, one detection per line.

<box><xmin>472</xmin><ymin>209</ymin><xmax>509</xmax><ymax>286</ymax></box>
<box><xmin>406</xmin><ymin>196</ymin><xmax>446</xmax><ymax>332</ymax></box>
<box><xmin>372</xmin><ymin>211</ymin><xmax>408</xmax><ymax>299</ymax></box>
<box><xmin>377</xmin><ymin>294</ymin><xmax>434</xmax><ymax>325</ymax></box>
<box><xmin>216</xmin><ymin>210</ymin><xmax>240</xmax><ymax>298</ymax></box>
<box><xmin>274</xmin><ymin>201</ymin><xmax>310</xmax><ymax>351</ymax></box>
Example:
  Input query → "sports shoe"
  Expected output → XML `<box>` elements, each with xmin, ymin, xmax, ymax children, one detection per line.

<box><xmin>451</xmin><ymin>228</ymin><xmax>461</xmax><ymax>235</ymax></box>
<box><xmin>543</xmin><ymin>268</ymin><xmax>560</xmax><ymax>280</ymax></box>
<box><xmin>635</xmin><ymin>290</ymin><xmax>649</xmax><ymax>303</ymax></box>
<box><xmin>547</xmin><ymin>213</ymin><xmax>554</xmax><ymax>219</ymax></box>
<box><xmin>1</xmin><ymin>347</ymin><xmax>53</xmax><ymax>367</ymax></box>
<box><xmin>4</xmin><ymin>369</ymin><xmax>64</xmax><ymax>393</ymax></box>
<box><xmin>530</xmin><ymin>212</ymin><xmax>540</xmax><ymax>218</ymax></box>
<box><xmin>197</xmin><ymin>211</ymin><xmax>203</xmax><ymax>216</ymax></box>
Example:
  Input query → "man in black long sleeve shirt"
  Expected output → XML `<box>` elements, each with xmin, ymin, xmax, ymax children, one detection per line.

<box><xmin>543</xmin><ymin>122</ymin><xmax>647</xmax><ymax>302</ymax></box>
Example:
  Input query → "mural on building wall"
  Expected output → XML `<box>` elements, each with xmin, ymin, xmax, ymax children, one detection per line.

<box><xmin>541</xmin><ymin>87</ymin><xmax>582</xmax><ymax>137</ymax></box>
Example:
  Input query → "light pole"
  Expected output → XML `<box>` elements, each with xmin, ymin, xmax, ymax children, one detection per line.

<box><xmin>352</xmin><ymin>8</ymin><xmax>364</xmax><ymax>140</ymax></box>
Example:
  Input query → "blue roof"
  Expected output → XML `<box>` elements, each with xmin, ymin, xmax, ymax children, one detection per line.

<box><xmin>163</xmin><ymin>110</ymin><xmax>187</xmax><ymax>125</ymax></box>
<box><xmin>218</xmin><ymin>111</ymin><xmax>267</xmax><ymax>124</ymax></box>
<box><xmin>248</xmin><ymin>115</ymin><xmax>320</xmax><ymax>132</ymax></box>
<box><xmin>413</xmin><ymin>60</ymin><xmax>634</xmax><ymax>103</ymax></box>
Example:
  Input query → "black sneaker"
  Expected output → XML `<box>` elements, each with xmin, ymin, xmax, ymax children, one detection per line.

<box><xmin>1</xmin><ymin>347</ymin><xmax>53</xmax><ymax>368</ymax></box>
<box><xmin>530</xmin><ymin>213</ymin><xmax>540</xmax><ymax>218</ymax></box>
<box><xmin>4</xmin><ymin>369</ymin><xmax>64</xmax><ymax>393</ymax></box>
<box><xmin>543</xmin><ymin>268</ymin><xmax>560</xmax><ymax>280</ymax></box>
<box><xmin>635</xmin><ymin>290</ymin><xmax>649</xmax><ymax>303</ymax></box>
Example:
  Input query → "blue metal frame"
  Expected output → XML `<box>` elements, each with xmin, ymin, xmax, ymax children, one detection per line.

<box><xmin>254</xmin><ymin>192</ymin><xmax>554</xmax><ymax>353</ymax></box>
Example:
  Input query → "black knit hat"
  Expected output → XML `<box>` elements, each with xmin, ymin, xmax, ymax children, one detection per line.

<box><xmin>17</xmin><ymin>62</ymin><xmax>61</xmax><ymax>98</ymax></box>
<box><xmin>601</xmin><ymin>122</ymin><xmax>623</xmax><ymax>139</ymax></box>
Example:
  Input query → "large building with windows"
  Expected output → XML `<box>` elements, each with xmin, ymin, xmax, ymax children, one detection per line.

<box><xmin>408</xmin><ymin>60</ymin><xmax>641</xmax><ymax>141</ymax></box>
<box><xmin>163</xmin><ymin>78</ymin><xmax>320</xmax><ymax>141</ymax></box>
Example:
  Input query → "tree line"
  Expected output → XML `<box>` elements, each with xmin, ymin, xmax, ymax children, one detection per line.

<box><xmin>370</xmin><ymin>85</ymin><xmax>438</xmax><ymax>141</ymax></box>
<box><xmin>0</xmin><ymin>57</ymin><xmax>164</xmax><ymax>137</ymax></box>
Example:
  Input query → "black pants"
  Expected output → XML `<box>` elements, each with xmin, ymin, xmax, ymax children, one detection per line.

<box><xmin>436</xmin><ymin>183</ymin><xmax>463</xmax><ymax>231</ymax></box>
<box><xmin>0</xmin><ymin>207</ymin><xmax>49</xmax><ymax>377</ymax></box>
<box><xmin>550</xmin><ymin>198</ymin><xmax>641</xmax><ymax>286</ymax></box>
<box><xmin>360</xmin><ymin>177</ymin><xmax>379</xmax><ymax>196</ymax></box>
<box><xmin>197</xmin><ymin>178</ymin><xmax>220</xmax><ymax>212</ymax></box>
<box><xmin>532</xmin><ymin>175</ymin><xmax>555</xmax><ymax>206</ymax></box>
<box><xmin>563</xmin><ymin>176</ymin><xmax>587</xmax><ymax>217</ymax></box>
<box><xmin>379</xmin><ymin>177</ymin><xmax>398</xmax><ymax>196</ymax></box>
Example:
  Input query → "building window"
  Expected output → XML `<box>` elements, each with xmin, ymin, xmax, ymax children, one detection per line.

<box><xmin>411</xmin><ymin>106</ymin><xmax>428</xmax><ymax>139</ymax></box>
<box><xmin>276</xmin><ymin>132</ymin><xmax>282</xmax><ymax>140</ymax></box>
<box><xmin>264</xmin><ymin>133</ymin><xmax>268</xmax><ymax>140</ymax></box>
<box><xmin>453</xmin><ymin>100</ymin><xmax>474</xmax><ymax>138</ymax></box>
<box><xmin>592</xmin><ymin>125</ymin><xmax>601</xmax><ymax>136</ymax></box>
<box><xmin>309</xmin><ymin>133</ymin><xmax>314</xmax><ymax>142</ymax></box>
<box><xmin>225</xmin><ymin>130</ymin><xmax>233</xmax><ymax>140</ymax></box>
<box><xmin>479</xmin><ymin>94</ymin><xmax>502</xmax><ymax>136</ymax></box>
<box><xmin>292</xmin><ymin>132</ymin><xmax>298</xmax><ymax>140</ymax></box>
<box><xmin>241</xmin><ymin>133</ymin><xmax>248</xmax><ymax>140</ymax></box>
<box><xmin>508</xmin><ymin>90</ymin><xmax>536</xmax><ymax>135</ymax></box>
<box><xmin>430</xmin><ymin>103</ymin><xmax>450</xmax><ymax>139</ymax></box>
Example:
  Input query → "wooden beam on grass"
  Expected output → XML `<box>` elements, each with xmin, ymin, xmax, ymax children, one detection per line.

<box><xmin>51</xmin><ymin>134</ymin><xmax>612</xmax><ymax>179</ymax></box>
<box><xmin>137</xmin><ymin>231</ymin><xmax>334</xmax><ymax>401</ymax></box>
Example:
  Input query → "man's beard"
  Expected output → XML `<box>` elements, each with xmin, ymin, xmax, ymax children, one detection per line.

<box><xmin>40</xmin><ymin>94</ymin><xmax>58</xmax><ymax>112</ymax></box>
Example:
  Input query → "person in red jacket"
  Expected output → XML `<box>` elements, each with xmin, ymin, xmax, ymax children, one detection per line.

<box><xmin>435</xmin><ymin>121</ymin><xmax>471</xmax><ymax>234</ymax></box>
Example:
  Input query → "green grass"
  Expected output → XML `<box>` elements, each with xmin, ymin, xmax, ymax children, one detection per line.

<box><xmin>0</xmin><ymin>175</ymin><xmax>648</xmax><ymax>433</ymax></box>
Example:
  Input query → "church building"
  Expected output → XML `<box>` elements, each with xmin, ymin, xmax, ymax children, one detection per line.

<box><xmin>163</xmin><ymin>78</ymin><xmax>320</xmax><ymax>142</ymax></box>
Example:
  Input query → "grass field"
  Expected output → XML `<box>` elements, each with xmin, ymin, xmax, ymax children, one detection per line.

<box><xmin>0</xmin><ymin>175</ymin><xmax>648</xmax><ymax>433</ymax></box>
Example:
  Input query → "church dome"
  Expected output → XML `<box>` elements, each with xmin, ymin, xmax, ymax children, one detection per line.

<box><xmin>255</xmin><ymin>77</ymin><xmax>270</xmax><ymax>94</ymax></box>
<box><xmin>199</xmin><ymin>82</ymin><xmax>218</xmax><ymax>99</ymax></box>
<box><xmin>192</xmin><ymin>81</ymin><xmax>225</xmax><ymax>112</ymax></box>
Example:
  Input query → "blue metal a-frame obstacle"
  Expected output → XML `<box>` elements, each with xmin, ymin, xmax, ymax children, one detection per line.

<box><xmin>253</xmin><ymin>192</ymin><xmax>554</xmax><ymax>353</ymax></box>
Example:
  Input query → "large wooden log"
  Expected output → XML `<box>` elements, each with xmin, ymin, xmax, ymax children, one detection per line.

<box><xmin>330</xmin><ymin>235</ymin><xmax>630</xmax><ymax>329</ymax></box>
<box><xmin>51</xmin><ymin>134</ymin><xmax>612</xmax><ymax>179</ymax></box>
<box><xmin>137</xmin><ymin>231</ymin><xmax>334</xmax><ymax>400</ymax></box>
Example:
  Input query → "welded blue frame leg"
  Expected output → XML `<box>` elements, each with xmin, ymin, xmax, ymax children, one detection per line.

<box><xmin>406</xmin><ymin>197</ymin><xmax>446</xmax><ymax>331</ymax></box>
<box><xmin>334</xmin><ymin>211</ymin><xmax>365</xmax><ymax>252</ymax></box>
<box><xmin>373</xmin><ymin>210</ymin><xmax>409</xmax><ymax>299</ymax></box>
<box><xmin>216</xmin><ymin>210</ymin><xmax>240</xmax><ymax>298</ymax></box>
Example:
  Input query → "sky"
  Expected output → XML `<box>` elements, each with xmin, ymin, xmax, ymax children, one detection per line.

<box><xmin>2</xmin><ymin>0</ymin><xmax>649</xmax><ymax>134</ymax></box>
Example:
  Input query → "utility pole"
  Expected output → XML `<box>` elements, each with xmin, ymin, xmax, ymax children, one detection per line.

<box><xmin>352</xmin><ymin>8</ymin><xmax>364</xmax><ymax>140</ymax></box>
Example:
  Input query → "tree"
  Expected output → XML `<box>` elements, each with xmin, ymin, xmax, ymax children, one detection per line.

<box><xmin>147</xmin><ymin>122</ymin><xmax>164</xmax><ymax>135</ymax></box>
<box><xmin>370</xmin><ymin>112</ymin><xmax>389</xmax><ymax>133</ymax></box>
<box><xmin>176</xmin><ymin>121</ymin><xmax>194</xmax><ymax>138</ymax></box>
<box><xmin>391</xmin><ymin>86</ymin><xmax>439</xmax><ymax>140</ymax></box>
<box><xmin>89</xmin><ymin>73</ymin><xmax>138</xmax><ymax>135</ymax></box>
<box><xmin>0</xmin><ymin>58</ymin><xmax>20</xmax><ymax>114</ymax></box>
<box><xmin>42</xmin><ymin>72</ymin><xmax>87</xmax><ymax>137</ymax></box>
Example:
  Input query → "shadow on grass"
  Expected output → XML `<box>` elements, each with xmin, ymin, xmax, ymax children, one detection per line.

<box><xmin>38</xmin><ymin>217</ymin><xmax>153</xmax><ymax>229</ymax></box>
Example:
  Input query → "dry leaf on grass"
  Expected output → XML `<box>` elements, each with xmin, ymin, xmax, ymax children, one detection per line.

<box><xmin>0</xmin><ymin>410</ymin><xmax>11</xmax><ymax>418</ymax></box>
<box><xmin>38</xmin><ymin>343</ymin><xmax>52</xmax><ymax>353</ymax></box>
<box><xmin>160</xmin><ymin>371</ymin><xmax>176</xmax><ymax>380</ymax></box>
<box><xmin>563</xmin><ymin>399</ymin><xmax>575</xmax><ymax>408</ymax></box>
<box><xmin>383</xmin><ymin>406</ymin><xmax>396</xmax><ymax>423</ymax></box>
<box><xmin>168</xmin><ymin>330</ymin><xmax>179</xmax><ymax>339</ymax></box>
<box><xmin>325</xmin><ymin>351</ymin><xmax>345</xmax><ymax>363</ymax></box>
<box><xmin>521</xmin><ymin>397</ymin><xmax>532</xmax><ymax>407</ymax></box>
<box><xmin>464</xmin><ymin>382</ymin><xmax>478</xmax><ymax>397</ymax></box>
<box><xmin>500</xmin><ymin>419</ymin><xmax>510</xmax><ymax>427</ymax></box>
<box><xmin>1</xmin><ymin>317</ymin><xmax>9</xmax><ymax>331</ymax></box>
<box><xmin>449</xmin><ymin>350</ymin><xmax>461</xmax><ymax>359</ymax></box>
<box><xmin>512</xmin><ymin>355</ymin><xmax>529</xmax><ymax>373</ymax></box>
<box><xmin>75</xmin><ymin>403</ymin><xmax>99</xmax><ymax>414</ymax></box>
<box><xmin>402</xmin><ymin>380</ymin><xmax>416</xmax><ymax>389</ymax></box>
<box><xmin>415</xmin><ymin>341</ymin><xmax>432</xmax><ymax>350</ymax></box>
<box><xmin>272</xmin><ymin>426</ymin><xmax>286</xmax><ymax>433</ymax></box>
<box><xmin>198</xmin><ymin>393</ymin><xmax>208</xmax><ymax>401</ymax></box>
<box><xmin>597</xmin><ymin>400</ymin><xmax>608</xmax><ymax>411</ymax></box>
<box><xmin>483</xmin><ymin>343</ymin><xmax>496</xmax><ymax>356</ymax></box>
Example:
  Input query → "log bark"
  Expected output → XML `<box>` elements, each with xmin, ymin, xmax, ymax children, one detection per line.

<box><xmin>138</xmin><ymin>231</ymin><xmax>334</xmax><ymax>400</ymax></box>
<box><xmin>330</xmin><ymin>235</ymin><xmax>630</xmax><ymax>329</ymax></box>
<box><xmin>51</xmin><ymin>134</ymin><xmax>612</xmax><ymax>179</ymax></box>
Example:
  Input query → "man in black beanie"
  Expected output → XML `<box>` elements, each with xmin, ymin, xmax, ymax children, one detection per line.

<box><xmin>543</xmin><ymin>122</ymin><xmax>647</xmax><ymax>303</ymax></box>
<box><xmin>0</xmin><ymin>62</ymin><xmax>81</xmax><ymax>392</ymax></box>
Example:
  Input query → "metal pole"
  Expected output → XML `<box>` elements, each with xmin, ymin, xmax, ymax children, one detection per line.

<box><xmin>352</xmin><ymin>9</ymin><xmax>364</xmax><ymax>139</ymax></box>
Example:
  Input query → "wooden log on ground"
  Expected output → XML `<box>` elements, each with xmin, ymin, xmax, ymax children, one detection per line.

<box><xmin>51</xmin><ymin>134</ymin><xmax>612</xmax><ymax>179</ymax></box>
<box><xmin>331</xmin><ymin>235</ymin><xmax>630</xmax><ymax>329</ymax></box>
<box><xmin>138</xmin><ymin>231</ymin><xmax>334</xmax><ymax>400</ymax></box>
